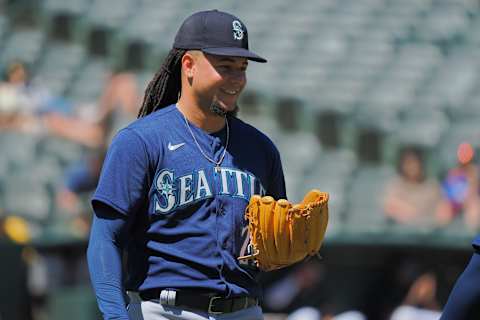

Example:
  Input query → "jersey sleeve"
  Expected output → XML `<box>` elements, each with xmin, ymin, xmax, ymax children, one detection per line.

<box><xmin>472</xmin><ymin>235</ymin><xmax>480</xmax><ymax>252</ymax></box>
<box><xmin>92</xmin><ymin>128</ymin><xmax>150</xmax><ymax>216</ymax></box>
<box><xmin>87</xmin><ymin>203</ymin><xmax>132</xmax><ymax>320</ymax></box>
<box><xmin>440</xmin><ymin>252</ymin><xmax>480</xmax><ymax>319</ymax></box>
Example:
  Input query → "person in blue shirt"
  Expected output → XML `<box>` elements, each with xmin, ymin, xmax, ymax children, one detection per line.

<box><xmin>440</xmin><ymin>235</ymin><xmax>480</xmax><ymax>319</ymax></box>
<box><xmin>87</xmin><ymin>9</ymin><xmax>286</xmax><ymax>320</ymax></box>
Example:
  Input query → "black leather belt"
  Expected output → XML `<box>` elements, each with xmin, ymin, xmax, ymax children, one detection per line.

<box><xmin>139</xmin><ymin>289</ymin><xmax>258</xmax><ymax>314</ymax></box>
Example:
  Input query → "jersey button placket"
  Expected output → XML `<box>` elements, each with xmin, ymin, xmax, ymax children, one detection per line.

<box><xmin>210</xmin><ymin>134</ymin><xmax>230</xmax><ymax>290</ymax></box>
<box><xmin>215</xmin><ymin>203</ymin><xmax>229</xmax><ymax>291</ymax></box>
<box><xmin>214</xmin><ymin>138</ymin><xmax>221</xmax><ymax>166</ymax></box>
<box><xmin>217</xmin><ymin>202</ymin><xmax>229</xmax><ymax>251</ymax></box>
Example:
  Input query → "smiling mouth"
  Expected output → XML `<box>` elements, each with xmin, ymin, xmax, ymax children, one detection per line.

<box><xmin>220</xmin><ymin>88</ymin><xmax>239</xmax><ymax>95</ymax></box>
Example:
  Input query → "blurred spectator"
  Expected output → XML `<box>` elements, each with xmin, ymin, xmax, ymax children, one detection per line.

<box><xmin>42</xmin><ymin>68</ymin><xmax>140</xmax><ymax>218</ymax></box>
<box><xmin>286</xmin><ymin>307</ymin><xmax>366</xmax><ymax>320</ymax></box>
<box><xmin>389</xmin><ymin>272</ymin><xmax>441</xmax><ymax>320</ymax></box>
<box><xmin>383</xmin><ymin>146</ymin><xmax>442</xmax><ymax>228</ymax></box>
<box><xmin>264</xmin><ymin>260</ymin><xmax>324</xmax><ymax>312</ymax></box>
<box><xmin>287</xmin><ymin>307</ymin><xmax>322</xmax><ymax>320</ymax></box>
<box><xmin>436</xmin><ymin>143</ymin><xmax>480</xmax><ymax>232</ymax></box>
<box><xmin>0</xmin><ymin>61</ymin><xmax>71</xmax><ymax>133</ymax></box>
<box><xmin>0</xmin><ymin>61</ymin><xmax>37</xmax><ymax>131</ymax></box>
<box><xmin>42</xmin><ymin>70</ymin><xmax>140</xmax><ymax>148</ymax></box>
<box><xmin>263</xmin><ymin>260</ymin><xmax>368</xmax><ymax>320</ymax></box>
<box><xmin>332</xmin><ymin>311</ymin><xmax>366</xmax><ymax>320</ymax></box>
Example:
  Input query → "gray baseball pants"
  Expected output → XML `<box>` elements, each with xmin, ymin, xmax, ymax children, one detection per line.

<box><xmin>127</xmin><ymin>292</ymin><xmax>264</xmax><ymax>320</ymax></box>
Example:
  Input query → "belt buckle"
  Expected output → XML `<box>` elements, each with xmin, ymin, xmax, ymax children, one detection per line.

<box><xmin>207</xmin><ymin>296</ymin><xmax>223</xmax><ymax>315</ymax></box>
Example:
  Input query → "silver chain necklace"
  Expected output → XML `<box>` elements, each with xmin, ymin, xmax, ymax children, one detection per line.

<box><xmin>182</xmin><ymin>113</ymin><xmax>229</xmax><ymax>173</ymax></box>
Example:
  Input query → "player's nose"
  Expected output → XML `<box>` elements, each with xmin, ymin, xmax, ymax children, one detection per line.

<box><xmin>228</xmin><ymin>70</ymin><xmax>246</xmax><ymax>87</ymax></box>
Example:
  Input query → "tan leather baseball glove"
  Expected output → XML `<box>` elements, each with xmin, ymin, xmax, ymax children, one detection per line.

<box><xmin>238</xmin><ymin>189</ymin><xmax>329</xmax><ymax>271</ymax></box>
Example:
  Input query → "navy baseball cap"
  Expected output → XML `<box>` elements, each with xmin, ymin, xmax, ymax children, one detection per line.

<box><xmin>173</xmin><ymin>10</ymin><xmax>267</xmax><ymax>63</ymax></box>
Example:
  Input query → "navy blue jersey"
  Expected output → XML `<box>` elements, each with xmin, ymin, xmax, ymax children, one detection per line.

<box><xmin>439</xmin><ymin>235</ymin><xmax>480</xmax><ymax>319</ymax></box>
<box><xmin>472</xmin><ymin>235</ymin><xmax>480</xmax><ymax>252</ymax></box>
<box><xmin>92</xmin><ymin>104</ymin><xmax>286</xmax><ymax>299</ymax></box>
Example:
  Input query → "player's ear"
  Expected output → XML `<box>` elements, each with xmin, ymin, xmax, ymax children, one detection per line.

<box><xmin>181</xmin><ymin>51</ymin><xmax>197</xmax><ymax>80</ymax></box>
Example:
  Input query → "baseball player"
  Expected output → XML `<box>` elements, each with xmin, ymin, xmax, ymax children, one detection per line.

<box><xmin>87</xmin><ymin>9</ymin><xmax>286</xmax><ymax>320</ymax></box>
<box><xmin>439</xmin><ymin>235</ymin><xmax>480</xmax><ymax>319</ymax></box>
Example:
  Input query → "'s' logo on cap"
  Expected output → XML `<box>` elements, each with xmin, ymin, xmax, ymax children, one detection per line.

<box><xmin>232</xmin><ymin>20</ymin><xmax>244</xmax><ymax>40</ymax></box>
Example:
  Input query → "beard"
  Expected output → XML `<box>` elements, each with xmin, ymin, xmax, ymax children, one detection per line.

<box><xmin>209</xmin><ymin>100</ymin><xmax>239</xmax><ymax>117</ymax></box>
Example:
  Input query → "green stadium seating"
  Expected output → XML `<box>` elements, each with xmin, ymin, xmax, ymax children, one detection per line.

<box><xmin>31</xmin><ymin>43</ymin><xmax>86</xmax><ymax>96</ymax></box>
<box><xmin>0</xmin><ymin>14</ymin><xmax>7</xmax><ymax>40</ymax></box>
<box><xmin>0</xmin><ymin>28</ymin><xmax>45</xmax><ymax>66</ymax></box>
<box><xmin>3</xmin><ymin>176</ymin><xmax>52</xmax><ymax>223</ymax></box>
<box><xmin>67</xmin><ymin>59</ymin><xmax>110</xmax><ymax>104</ymax></box>
<box><xmin>38</xmin><ymin>137</ymin><xmax>85</xmax><ymax>167</ymax></box>
<box><xmin>1</xmin><ymin>0</ymin><xmax>480</xmax><ymax>252</ymax></box>
<box><xmin>303</xmin><ymin>150</ymin><xmax>357</xmax><ymax>234</ymax></box>
<box><xmin>344</xmin><ymin>165</ymin><xmax>395</xmax><ymax>233</ymax></box>
<box><xmin>43</xmin><ymin>0</ymin><xmax>90</xmax><ymax>16</ymax></box>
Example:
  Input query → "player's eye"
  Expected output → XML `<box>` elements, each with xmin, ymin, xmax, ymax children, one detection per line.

<box><xmin>217</xmin><ymin>65</ymin><xmax>231</xmax><ymax>71</ymax></box>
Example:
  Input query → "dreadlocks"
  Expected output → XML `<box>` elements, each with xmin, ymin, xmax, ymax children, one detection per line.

<box><xmin>138</xmin><ymin>48</ymin><xmax>186</xmax><ymax>118</ymax></box>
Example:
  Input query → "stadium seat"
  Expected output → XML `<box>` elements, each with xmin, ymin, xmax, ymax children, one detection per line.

<box><xmin>31</xmin><ymin>43</ymin><xmax>85</xmax><ymax>96</ymax></box>
<box><xmin>38</xmin><ymin>137</ymin><xmax>86</xmax><ymax>167</ymax></box>
<box><xmin>301</xmin><ymin>148</ymin><xmax>357</xmax><ymax>231</ymax></box>
<box><xmin>275</xmin><ymin>131</ymin><xmax>321</xmax><ymax>177</ymax></box>
<box><xmin>426</xmin><ymin>52</ymin><xmax>478</xmax><ymax>111</ymax></box>
<box><xmin>0</xmin><ymin>14</ymin><xmax>7</xmax><ymax>40</ymax></box>
<box><xmin>455</xmin><ymin>94</ymin><xmax>480</xmax><ymax>120</ymax></box>
<box><xmin>86</xmin><ymin>0</ymin><xmax>134</xmax><ymax>30</ymax></box>
<box><xmin>344</xmin><ymin>165</ymin><xmax>395</xmax><ymax>233</ymax></box>
<box><xmin>415</xmin><ymin>4</ymin><xmax>469</xmax><ymax>43</ymax></box>
<box><xmin>67</xmin><ymin>58</ymin><xmax>110</xmax><ymax>104</ymax></box>
<box><xmin>385</xmin><ymin>108</ymin><xmax>449</xmax><ymax>172</ymax></box>
<box><xmin>42</xmin><ymin>0</ymin><xmax>91</xmax><ymax>16</ymax></box>
<box><xmin>0</xmin><ymin>29</ymin><xmax>45</xmax><ymax>66</ymax></box>
<box><xmin>3</xmin><ymin>176</ymin><xmax>51</xmax><ymax>223</ymax></box>
<box><xmin>0</xmin><ymin>132</ymin><xmax>39</xmax><ymax>170</ymax></box>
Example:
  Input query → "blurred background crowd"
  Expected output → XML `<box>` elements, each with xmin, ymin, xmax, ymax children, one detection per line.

<box><xmin>1</xmin><ymin>0</ymin><xmax>480</xmax><ymax>319</ymax></box>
